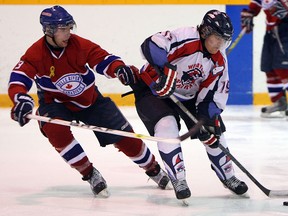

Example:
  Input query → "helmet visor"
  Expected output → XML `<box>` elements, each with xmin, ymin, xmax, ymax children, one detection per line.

<box><xmin>205</xmin><ymin>33</ymin><xmax>232</xmax><ymax>54</ymax></box>
<box><xmin>48</xmin><ymin>21</ymin><xmax>76</xmax><ymax>36</ymax></box>
<box><xmin>212</xmin><ymin>31</ymin><xmax>232</xmax><ymax>50</ymax></box>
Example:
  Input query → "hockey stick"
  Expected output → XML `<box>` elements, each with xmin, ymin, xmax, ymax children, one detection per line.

<box><xmin>226</xmin><ymin>27</ymin><xmax>246</xmax><ymax>56</ymax></box>
<box><xmin>27</xmin><ymin>114</ymin><xmax>202</xmax><ymax>144</ymax></box>
<box><xmin>169</xmin><ymin>94</ymin><xmax>288</xmax><ymax>197</ymax></box>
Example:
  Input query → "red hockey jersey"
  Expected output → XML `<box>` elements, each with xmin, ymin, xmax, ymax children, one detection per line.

<box><xmin>8</xmin><ymin>34</ymin><xmax>125</xmax><ymax>111</ymax></box>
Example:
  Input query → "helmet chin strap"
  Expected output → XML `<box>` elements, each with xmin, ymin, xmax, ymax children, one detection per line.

<box><xmin>45</xmin><ymin>34</ymin><xmax>63</xmax><ymax>49</ymax></box>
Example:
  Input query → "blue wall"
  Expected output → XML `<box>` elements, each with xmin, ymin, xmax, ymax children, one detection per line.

<box><xmin>226</xmin><ymin>6</ymin><xmax>253</xmax><ymax>104</ymax></box>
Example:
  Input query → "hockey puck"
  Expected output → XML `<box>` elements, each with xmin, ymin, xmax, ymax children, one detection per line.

<box><xmin>283</xmin><ymin>201</ymin><xmax>288</xmax><ymax>206</ymax></box>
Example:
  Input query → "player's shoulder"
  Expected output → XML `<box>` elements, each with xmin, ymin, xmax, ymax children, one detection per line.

<box><xmin>69</xmin><ymin>34</ymin><xmax>98</xmax><ymax>48</ymax></box>
<box><xmin>173</xmin><ymin>26</ymin><xmax>196</xmax><ymax>33</ymax></box>
<box><xmin>26</xmin><ymin>36</ymin><xmax>45</xmax><ymax>50</ymax></box>
<box><xmin>172</xmin><ymin>26</ymin><xmax>199</xmax><ymax>41</ymax></box>
<box><xmin>24</xmin><ymin>37</ymin><xmax>46</xmax><ymax>60</ymax></box>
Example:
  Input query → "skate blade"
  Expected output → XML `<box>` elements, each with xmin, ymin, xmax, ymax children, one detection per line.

<box><xmin>97</xmin><ymin>188</ymin><xmax>110</xmax><ymax>198</ymax></box>
<box><xmin>229</xmin><ymin>191</ymin><xmax>250</xmax><ymax>198</ymax></box>
<box><xmin>238</xmin><ymin>192</ymin><xmax>250</xmax><ymax>198</ymax></box>
<box><xmin>181</xmin><ymin>199</ymin><xmax>189</xmax><ymax>206</ymax></box>
<box><xmin>261</xmin><ymin>111</ymin><xmax>285</xmax><ymax>118</ymax></box>
<box><xmin>225</xmin><ymin>187</ymin><xmax>250</xmax><ymax>198</ymax></box>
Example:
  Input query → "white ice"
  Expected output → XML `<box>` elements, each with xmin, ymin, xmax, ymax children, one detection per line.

<box><xmin>1</xmin><ymin>106</ymin><xmax>288</xmax><ymax>216</ymax></box>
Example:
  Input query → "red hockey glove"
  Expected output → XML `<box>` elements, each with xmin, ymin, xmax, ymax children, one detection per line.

<box><xmin>270</xmin><ymin>0</ymin><xmax>288</xmax><ymax>19</ymax></box>
<box><xmin>11</xmin><ymin>93</ymin><xmax>34</xmax><ymax>127</ymax></box>
<box><xmin>116</xmin><ymin>65</ymin><xmax>139</xmax><ymax>86</ymax></box>
<box><xmin>241</xmin><ymin>9</ymin><xmax>254</xmax><ymax>33</ymax></box>
<box><xmin>154</xmin><ymin>63</ymin><xmax>177</xmax><ymax>98</ymax></box>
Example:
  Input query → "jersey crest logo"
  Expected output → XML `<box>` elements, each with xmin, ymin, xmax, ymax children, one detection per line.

<box><xmin>55</xmin><ymin>73</ymin><xmax>86</xmax><ymax>97</ymax></box>
<box><xmin>178</xmin><ymin>68</ymin><xmax>203</xmax><ymax>89</ymax></box>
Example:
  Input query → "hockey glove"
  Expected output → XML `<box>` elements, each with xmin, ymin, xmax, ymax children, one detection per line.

<box><xmin>241</xmin><ymin>9</ymin><xmax>254</xmax><ymax>33</ymax></box>
<box><xmin>198</xmin><ymin>130</ymin><xmax>218</xmax><ymax>148</ymax></box>
<box><xmin>270</xmin><ymin>0</ymin><xmax>288</xmax><ymax>19</ymax></box>
<box><xmin>116</xmin><ymin>65</ymin><xmax>139</xmax><ymax>86</ymax></box>
<box><xmin>154</xmin><ymin>63</ymin><xmax>177</xmax><ymax>98</ymax></box>
<box><xmin>197</xmin><ymin>115</ymin><xmax>221</xmax><ymax>148</ymax></box>
<box><xmin>11</xmin><ymin>93</ymin><xmax>34</xmax><ymax>127</ymax></box>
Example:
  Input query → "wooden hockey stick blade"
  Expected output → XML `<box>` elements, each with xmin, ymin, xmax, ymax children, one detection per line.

<box><xmin>268</xmin><ymin>190</ymin><xmax>288</xmax><ymax>197</ymax></box>
<box><xmin>218</xmin><ymin>144</ymin><xmax>288</xmax><ymax>197</ymax></box>
<box><xmin>27</xmin><ymin>114</ymin><xmax>195</xmax><ymax>144</ymax></box>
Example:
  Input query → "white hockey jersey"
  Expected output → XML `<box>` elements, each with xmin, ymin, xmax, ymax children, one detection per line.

<box><xmin>141</xmin><ymin>26</ymin><xmax>230</xmax><ymax>111</ymax></box>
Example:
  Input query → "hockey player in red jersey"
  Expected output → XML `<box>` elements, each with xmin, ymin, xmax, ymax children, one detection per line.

<box><xmin>241</xmin><ymin>0</ymin><xmax>288</xmax><ymax>118</ymax></box>
<box><xmin>126</xmin><ymin>10</ymin><xmax>249</xmax><ymax>201</ymax></box>
<box><xmin>8</xmin><ymin>5</ymin><xmax>171</xmax><ymax>197</ymax></box>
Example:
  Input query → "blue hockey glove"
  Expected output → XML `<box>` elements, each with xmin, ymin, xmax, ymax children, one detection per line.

<box><xmin>116</xmin><ymin>65</ymin><xmax>139</xmax><ymax>86</ymax></box>
<box><xmin>241</xmin><ymin>9</ymin><xmax>254</xmax><ymax>33</ymax></box>
<box><xmin>11</xmin><ymin>93</ymin><xmax>34</xmax><ymax>127</ymax></box>
<box><xmin>154</xmin><ymin>63</ymin><xmax>177</xmax><ymax>98</ymax></box>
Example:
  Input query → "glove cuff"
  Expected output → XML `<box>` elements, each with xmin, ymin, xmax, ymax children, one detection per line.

<box><xmin>14</xmin><ymin>93</ymin><xmax>34</xmax><ymax>106</ymax></box>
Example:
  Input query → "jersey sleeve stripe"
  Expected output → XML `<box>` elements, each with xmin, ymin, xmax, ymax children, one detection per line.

<box><xmin>9</xmin><ymin>71</ymin><xmax>33</xmax><ymax>91</ymax></box>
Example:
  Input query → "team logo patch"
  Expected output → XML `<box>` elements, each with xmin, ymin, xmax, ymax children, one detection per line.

<box><xmin>212</xmin><ymin>66</ymin><xmax>224</xmax><ymax>75</ymax></box>
<box><xmin>174</xmin><ymin>154</ymin><xmax>185</xmax><ymax>172</ymax></box>
<box><xmin>222</xmin><ymin>155</ymin><xmax>232</xmax><ymax>173</ymax></box>
<box><xmin>55</xmin><ymin>74</ymin><xmax>86</xmax><ymax>97</ymax></box>
<box><xmin>223</xmin><ymin>164</ymin><xmax>233</xmax><ymax>173</ymax></box>
<box><xmin>178</xmin><ymin>68</ymin><xmax>203</xmax><ymax>89</ymax></box>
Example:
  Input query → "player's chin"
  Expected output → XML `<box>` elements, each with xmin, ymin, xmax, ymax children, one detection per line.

<box><xmin>61</xmin><ymin>40</ymin><xmax>69</xmax><ymax>47</ymax></box>
<box><xmin>208</xmin><ymin>48</ymin><xmax>219</xmax><ymax>55</ymax></box>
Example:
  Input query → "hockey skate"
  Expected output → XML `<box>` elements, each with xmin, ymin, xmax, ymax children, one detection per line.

<box><xmin>170</xmin><ymin>178</ymin><xmax>191</xmax><ymax>205</ymax></box>
<box><xmin>146</xmin><ymin>164</ymin><xmax>172</xmax><ymax>190</ymax></box>
<box><xmin>221</xmin><ymin>176</ymin><xmax>248</xmax><ymax>195</ymax></box>
<box><xmin>261</xmin><ymin>96</ymin><xmax>287</xmax><ymax>118</ymax></box>
<box><xmin>82</xmin><ymin>167</ymin><xmax>110</xmax><ymax>198</ymax></box>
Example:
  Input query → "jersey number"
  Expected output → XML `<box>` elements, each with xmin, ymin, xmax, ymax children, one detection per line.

<box><xmin>14</xmin><ymin>60</ymin><xmax>24</xmax><ymax>70</ymax></box>
<box><xmin>220</xmin><ymin>80</ymin><xmax>229</xmax><ymax>93</ymax></box>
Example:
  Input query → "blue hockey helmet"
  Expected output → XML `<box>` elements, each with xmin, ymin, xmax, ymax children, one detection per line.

<box><xmin>40</xmin><ymin>5</ymin><xmax>76</xmax><ymax>36</ymax></box>
<box><xmin>199</xmin><ymin>10</ymin><xmax>234</xmax><ymax>41</ymax></box>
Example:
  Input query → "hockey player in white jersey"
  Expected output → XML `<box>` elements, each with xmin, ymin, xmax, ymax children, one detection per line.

<box><xmin>125</xmin><ymin>10</ymin><xmax>249</xmax><ymax>201</ymax></box>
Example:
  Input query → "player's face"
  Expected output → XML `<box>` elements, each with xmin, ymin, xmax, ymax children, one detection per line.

<box><xmin>204</xmin><ymin>34</ymin><xmax>230</xmax><ymax>54</ymax></box>
<box><xmin>53</xmin><ymin>25</ymin><xmax>72</xmax><ymax>48</ymax></box>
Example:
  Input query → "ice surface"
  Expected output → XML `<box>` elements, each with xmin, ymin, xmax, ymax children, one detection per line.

<box><xmin>1</xmin><ymin>106</ymin><xmax>288</xmax><ymax>216</ymax></box>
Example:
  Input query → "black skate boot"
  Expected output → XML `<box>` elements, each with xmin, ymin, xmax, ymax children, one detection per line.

<box><xmin>221</xmin><ymin>176</ymin><xmax>248</xmax><ymax>195</ymax></box>
<box><xmin>146</xmin><ymin>164</ymin><xmax>172</xmax><ymax>189</ymax></box>
<box><xmin>171</xmin><ymin>178</ymin><xmax>191</xmax><ymax>200</ymax></box>
<box><xmin>261</xmin><ymin>95</ymin><xmax>287</xmax><ymax>118</ymax></box>
<box><xmin>82</xmin><ymin>167</ymin><xmax>109</xmax><ymax>197</ymax></box>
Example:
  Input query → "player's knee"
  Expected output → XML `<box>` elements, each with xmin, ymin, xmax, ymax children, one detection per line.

<box><xmin>114</xmin><ymin>137</ymin><xmax>143</xmax><ymax>157</ymax></box>
<box><xmin>42</xmin><ymin>123</ymin><xmax>74</xmax><ymax>149</ymax></box>
<box><xmin>154</xmin><ymin>115</ymin><xmax>179</xmax><ymax>138</ymax></box>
